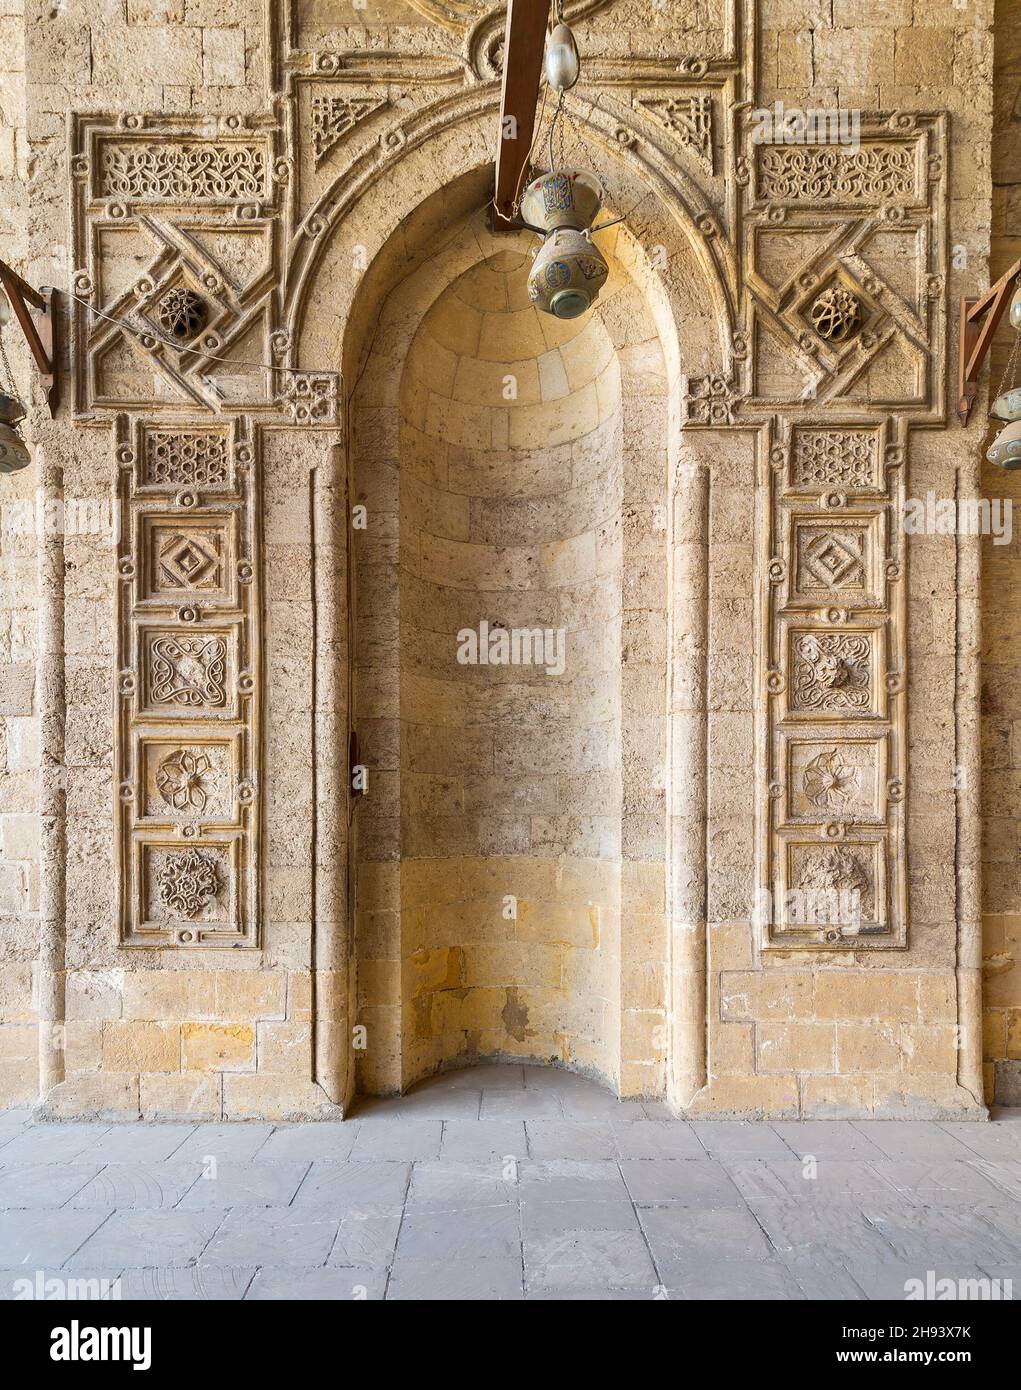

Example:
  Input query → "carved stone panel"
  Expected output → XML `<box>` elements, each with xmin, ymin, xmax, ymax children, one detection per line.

<box><xmin>115</xmin><ymin>417</ymin><xmax>261</xmax><ymax>947</ymax></box>
<box><xmin>760</xmin><ymin>418</ymin><xmax>907</xmax><ymax>950</ymax></box>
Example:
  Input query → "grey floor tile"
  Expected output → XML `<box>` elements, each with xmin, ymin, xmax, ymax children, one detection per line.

<box><xmin>254</xmin><ymin>1123</ymin><xmax>359</xmax><ymax>1162</ymax></box>
<box><xmin>68</xmin><ymin>1163</ymin><xmax>203</xmax><ymax>1210</ymax></box>
<box><xmin>667</xmin><ymin>1259</ymin><xmax>806</xmax><ymax>1301</ymax></box>
<box><xmin>973</xmin><ymin>1263</ymin><xmax>1021</xmax><ymax>1295</ymax></box>
<box><xmin>0</xmin><ymin>1164</ymin><xmax>102</xmax><ymax>1209</ymax></box>
<box><xmin>525</xmin><ymin>1284</ymin><xmax>663</xmax><ymax>1300</ymax></box>
<box><xmin>748</xmin><ymin>1199</ymin><xmax>898</xmax><ymax>1264</ymax></box>
<box><xmin>843</xmin><ymin>1262</ymin><xmax>993</xmax><ymax>1301</ymax></box>
<box><xmin>74</xmin><ymin>1124</ymin><xmax>197</xmax><ymax>1165</ymax></box>
<box><xmin>292</xmin><ymin>1160</ymin><xmax>411</xmax><ymax>1213</ymax></box>
<box><xmin>117</xmin><ymin>1266</ymin><xmax>255</xmax><ymax>1301</ymax></box>
<box><xmin>406</xmin><ymin>1160</ymin><xmax>518</xmax><ymax>1209</ymax></box>
<box><xmin>66</xmin><ymin>1210</ymin><xmax>222</xmax><ymax>1270</ymax></box>
<box><xmin>558</xmin><ymin>1091</ymin><xmax>648</xmax><ymax>1121</ymax></box>
<box><xmin>0</xmin><ymin>1110</ymin><xmax>33</xmax><ymax>1141</ymax></box>
<box><xmin>770</xmin><ymin>1120</ymin><xmax>889</xmax><ymax>1161</ymax></box>
<box><xmin>5</xmin><ymin>1076</ymin><xmax>1021</xmax><ymax>1302</ymax></box>
<box><xmin>354</xmin><ymin>1089</ymin><xmax>482</xmax><ymax>1121</ymax></box>
<box><xmin>522</xmin><ymin>1066</ymin><xmax>596</xmax><ymax>1091</ymax></box>
<box><xmin>939</xmin><ymin>1120</ymin><xmax>1021</xmax><ymax>1161</ymax></box>
<box><xmin>0</xmin><ymin>1124</ymin><xmax>110</xmax><ymax>1166</ymax></box>
<box><xmin>481</xmin><ymin>1090</ymin><xmax>565</xmax><ymax>1121</ymax></box>
<box><xmin>521</xmin><ymin>1199</ymin><xmax>639</xmax><ymax>1236</ymax></box>
<box><xmin>621</xmin><ymin>1158</ymin><xmax>745</xmax><ymax>1206</ymax></box>
<box><xmin>526</xmin><ymin>1120</ymin><xmax>617</xmax><ymax>1159</ymax></box>
<box><xmin>171</xmin><ymin>1124</ymin><xmax>274</xmax><ymax>1164</ymax></box>
<box><xmin>638</xmin><ymin>1206</ymin><xmax>775</xmax><ymax>1272</ymax></box>
<box><xmin>348</xmin><ymin>1121</ymin><xmax>442</xmax><ymax>1161</ymax></box>
<box><xmin>786</xmin><ymin>1258</ymin><xmax>869</xmax><ymax>1301</ymax></box>
<box><xmin>524</xmin><ymin>1229</ymin><xmax>658</xmax><ymax>1290</ymax></box>
<box><xmin>397</xmin><ymin>1203</ymin><xmax>521</xmax><ymax>1260</ymax></box>
<box><xmin>435</xmin><ymin>1065</ymin><xmax>524</xmax><ymax>1092</ymax></box>
<box><xmin>689</xmin><ymin>1121</ymin><xmax>794</xmax><ymax>1159</ymax></box>
<box><xmin>247</xmin><ymin>1265</ymin><xmax>386</xmax><ymax>1300</ymax></box>
<box><xmin>177</xmin><ymin>1160</ymin><xmax>310</xmax><ymax>1209</ymax></box>
<box><xmin>518</xmin><ymin>1159</ymin><xmax>628</xmax><ymax>1202</ymax></box>
<box><xmin>0</xmin><ymin>1208</ymin><xmax>112</xmax><ymax>1267</ymax></box>
<box><xmin>723</xmin><ymin>1159</ymin><xmax>900</xmax><ymax>1203</ymax></box>
<box><xmin>387</xmin><ymin>1257</ymin><xmax>524</xmax><ymax>1300</ymax></box>
<box><xmin>327</xmin><ymin>1213</ymin><xmax>401</xmax><ymax>1267</ymax></box>
<box><xmin>976</xmin><ymin>1161</ymin><xmax>1021</xmax><ymax>1200</ymax></box>
<box><xmin>611</xmin><ymin>1121</ymin><xmax>705</xmax><ymax>1159</ymax></box>
<box><xmin>863</xmin><ymin>1202</ymin><xmax>1021</xmax><ymax>1265</ymax></box>
<box><xmin>851</xmin><ymin>1121</ymin><xmax>976</xmax><ymax>1161</ymax></box>
<box><xmin>869</xmin><ymin>1160</ymin><xmax>1012</xmax><ymax>1207</ymax></box>
<box><xmin>202</xmin><ymin>1207</ymin><xmax>339</xmax><ymax>1268</ymax></box>
<box><xmin>440</xmin><ymin>1119</ymin><xmax>526</xmax><ymax>1162</ymax></box>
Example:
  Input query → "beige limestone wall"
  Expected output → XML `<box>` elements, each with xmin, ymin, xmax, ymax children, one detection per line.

<box><xmin>398</xmin><ymin>252</ymin><xmax>625</xmax><ymax>1088</ymax></box>
<box><xmin>0</xmin><ymin>0</ymin><xmax>37</xmax><ymax>1105</ymax></box>
<box><xmin>0</xmin><ymin>0</ymin><xmax>1002</xmax><ymax>1118</ymax></box>
<box><xmin>981</xmin><ymin>0</ymin><xmax>1021</xmax><ymax>1105</ymax></box>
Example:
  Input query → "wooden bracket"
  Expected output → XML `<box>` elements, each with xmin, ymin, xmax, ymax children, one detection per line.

<box><xmin>493</xmin><ymin>0</ymin><xmax>551</xmax><ymax>224</ymax></box>
<box><xmin>958</xmin><ymin>255</ymin><xmax>1021</xmax><ymax>426</ymax></box>
<box><xmin>0</xmin><ymin>258</ymin><xmax>59</xmax><ymax>417</ymax></box>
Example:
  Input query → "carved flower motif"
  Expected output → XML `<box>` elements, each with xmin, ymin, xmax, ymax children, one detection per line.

<box><xmin>803</xmin><ymin>748</ymin><xmax>859</xmax><ymax>810</ymax></box>
<box><xmin>156</xmin><ymin>748</ymin><xmax>215</xmax><ymax>814</ymax></box>
<box><xmin>156</xmin><ymin>848</ymin><xmax>218</xmax><ymax>919</ymax></box>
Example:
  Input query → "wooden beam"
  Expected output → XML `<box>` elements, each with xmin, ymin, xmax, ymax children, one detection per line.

<box><xmin>958</xmin><ymin>256</ymin><xmax>1021</xmax><ymax>426</ymax></box>
<box><xmin>0</xmin><ymin>260</ymin><xmax>58</xmax><ymax>416</ymax></box>
<box><xmin>494</xmin><ymin>0</ymin><xmax>550</xmax><ymax>224</ymax></box>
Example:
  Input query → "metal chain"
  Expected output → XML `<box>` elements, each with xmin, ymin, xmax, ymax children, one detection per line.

<box><xmin>994</xmin><ymin>275</ymin><xmax>1021</xmax><ymax>400</ymax></box>
<box><xmin>0</xmin><ymin>323</ymin><xmax>20</xmax><ymax>400</ymax></box>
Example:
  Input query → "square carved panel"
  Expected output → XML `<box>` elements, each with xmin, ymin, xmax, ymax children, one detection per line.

<box><xmin>780</xmin><ymin>622</ymin><xmax>887</xmax><ymax>721</ymax></box>
<box><xmin>138</xmin><ymin>625</ymin><xmax>239</xmax><ymax>719</ymax></box>
<box><xmin>779</xmin><ymin>729</ymin><xmax>888</xmax><ymax>825</ymax></box>
<box><xmin>136</xmin><ymin>731</ymin><xmax>244</xmax><ymax>825</ymax></box>
<box><xmin>772</xmin><ymin>832</ymin><xmax>891</xmax><ymax>946</ymax></box>
<box><xmin>138</xmin><ymin>512</ymin><xmax>237</xmax><ymax>607</ymax></box>
<box><xmin>784</xmin><ymin>509</ymin><xmax>885</xmax><ymax>609</ymax></box>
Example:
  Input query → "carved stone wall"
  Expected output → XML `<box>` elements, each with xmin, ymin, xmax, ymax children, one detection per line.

<box><xmin>0</xmin><ymin>0</ymin><xmax>998</xmax><ymax>1118</ymax></box>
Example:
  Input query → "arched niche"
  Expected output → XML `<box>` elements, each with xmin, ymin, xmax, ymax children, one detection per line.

<box><xmin>292</xmin><ymin>115</ymin><xmax>730</xmax><ymax>1102</ymax></box>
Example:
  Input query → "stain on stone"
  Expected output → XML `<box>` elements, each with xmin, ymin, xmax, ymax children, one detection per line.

<box><xmin>502</xmin><ymin>987</ymin><xmax>531</xmax><ymax>1043</ymax></box>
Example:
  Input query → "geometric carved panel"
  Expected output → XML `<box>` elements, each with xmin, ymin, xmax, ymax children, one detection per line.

<box><xmin>115</xmin><ymin>416</ymin><xmax>260</xmax><ymax>947</ymax></box>
<box><xmin>760</xmin><ymin>417</ymin><xmax>906</xmax><ymax>949</ymax></box>
<box><xmin>786</xmin><ymin>511</ymin><xmax>885</xmax><ymax>608</ymax></box>
<box><xmin>139</xmin><ymin>627</ymin><xmax>236</xmax><ymax>716</ymax></box>
<box><xmin>137</xmin><ymin>513</ymin><xmax>236</xmax><ymax>605</ymax></box>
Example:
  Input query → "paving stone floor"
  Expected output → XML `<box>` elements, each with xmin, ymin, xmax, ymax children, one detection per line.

<box><xmin>1</xmin><ymin>1063</ymin><xmax>1020</xmax><ymax>1301</ymax></box>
